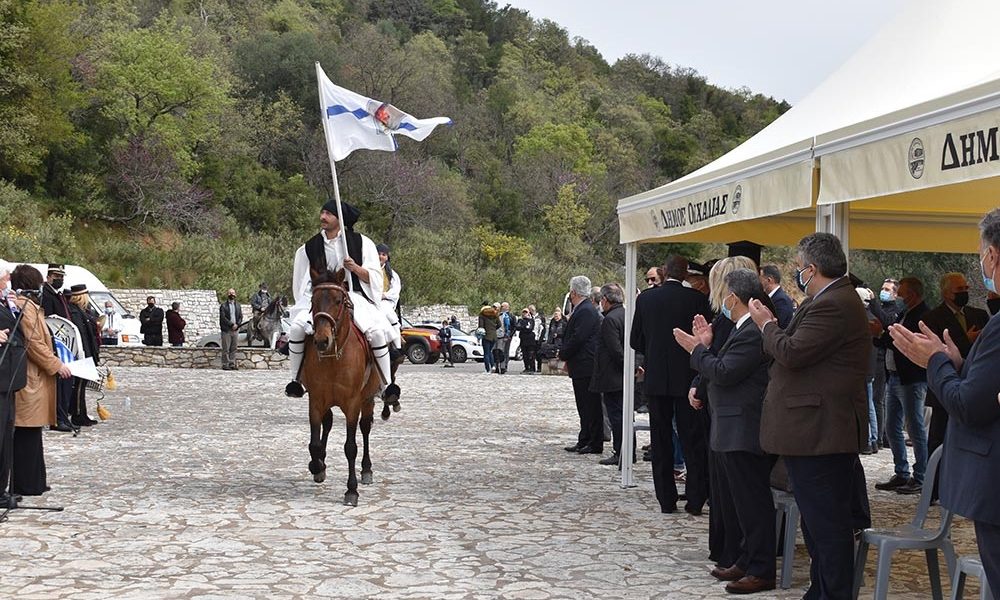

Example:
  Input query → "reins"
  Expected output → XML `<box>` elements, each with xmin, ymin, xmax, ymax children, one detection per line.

<box><xmin>311</xmin><ymin>283</ymin><xmax>353</xmax><ymax>360</ymax></box>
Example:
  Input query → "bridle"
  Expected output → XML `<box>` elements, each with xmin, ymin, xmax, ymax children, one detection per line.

<box><xmin>311</xmin><ymin>283</ymin><xmax>353</xmax><ymax>360</ymax></box>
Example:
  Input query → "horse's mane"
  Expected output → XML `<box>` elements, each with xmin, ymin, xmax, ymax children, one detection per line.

<box><xmin>312</xmin><ymin>268</ymin><xmax>346</xmax><ymax>286</ymax></box>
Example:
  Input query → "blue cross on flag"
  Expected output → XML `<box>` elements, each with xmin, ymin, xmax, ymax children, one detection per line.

<box><xmin>316</xmin><ymin>63</ymin><xmax>452</xmax><ymax>161</ymax></box>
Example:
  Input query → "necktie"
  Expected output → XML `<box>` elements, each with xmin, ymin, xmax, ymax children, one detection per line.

<box><xmin>955</xmin><ymin>309</ymin><xmax>967</xmax><ymax>332</ymax></box>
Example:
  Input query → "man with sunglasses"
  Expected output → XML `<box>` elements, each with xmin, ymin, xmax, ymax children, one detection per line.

<box><xmin>644</xmin><ymin>267</ymin><xmax>662</xmax><ymax>290</ymax></box>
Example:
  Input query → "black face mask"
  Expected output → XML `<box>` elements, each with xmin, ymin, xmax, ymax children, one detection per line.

<box><xmin>953</xmin><ymin>291</ymin><xmax>969</xmax><ymax>307</ymax></box>
<box><xmin>988</xmin><ymin>297</ymin><xmax>1000</xmax><ymax>316</ymax></box>
<box><xmin>52</xmin><ymin>278</ymin><xmax>64</xmax><ymax>288</ymax></box>
<box><xmin>228</xmin><ymin>294</ymin><xmax>236</xmax><ymax>300</ymax></box>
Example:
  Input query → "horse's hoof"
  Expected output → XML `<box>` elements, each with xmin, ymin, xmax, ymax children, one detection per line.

<box><xmin>381</xmin><ymin>405</ymin><xmax>390</xmax><ymax>421</ymax></box>
<box><xmin>391</xmin><ymin>400</ymin><xmax>401</xmax><ymax>413</ymax></box>
<box><xmin>313</xmin><ymin>471</ymin><xmax>326</xmax><ymax>483</ymax></box>
<box><xmin>361</xmin><ymin>471</ymin><xmax>373</xmax><ymax>485</ymax></box>
<box><xmin>343</xmin><ymin>492</ymin><xmax>358</xmax><ymax>506</ymax></box>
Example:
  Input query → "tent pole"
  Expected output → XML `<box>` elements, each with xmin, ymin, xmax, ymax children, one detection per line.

<box><xmin>621</xmin><ymin>242</ymin><xmax>637</xmax><ymax>488</ymax></box>
<box><xmin>815</xmin><ymin>202</ymin><xmax>851</xmax><ymax>264</ymax></box>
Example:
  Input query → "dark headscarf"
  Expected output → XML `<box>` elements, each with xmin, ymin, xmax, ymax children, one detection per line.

<box><xmin>321</xmin><ymin>199</ymin><xmax>360</xmax><ymax>230</ymax></box>
<box><xmin>376</xmin><ymin>243</ymin><xmax>394</xmax><ymax>283</ymax></box>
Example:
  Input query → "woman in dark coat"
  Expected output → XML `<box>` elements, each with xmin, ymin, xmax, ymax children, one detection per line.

<box><xmin>66</xmin><ymin>285</ymin><xmax>100</xmax><ymax>427</ymax></box>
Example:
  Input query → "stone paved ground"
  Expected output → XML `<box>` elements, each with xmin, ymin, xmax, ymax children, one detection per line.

<box><xmin>0</xmin><ymin>362</ymin><xmax>983</xmax><ymax>599</ymax></box>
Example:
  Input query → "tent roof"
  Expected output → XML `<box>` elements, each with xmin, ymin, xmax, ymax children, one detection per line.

<box><xmin>618</xmin><ymin>0</ymin><xmax>1000</xmax><ymax>250</ymax></box>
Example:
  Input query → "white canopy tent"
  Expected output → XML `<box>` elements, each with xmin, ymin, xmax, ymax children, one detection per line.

<box><xmin>616</xmin><ymin>0</ymin><xmax>1000</xmax><ymax>486</ymax></box>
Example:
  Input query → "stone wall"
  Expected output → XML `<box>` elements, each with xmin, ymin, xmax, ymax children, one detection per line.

<box><xmin>401</xmin><ymin>304</ymin><xmax>476</xmax><ymax>332</ymax></box>
<box><xmin>102</xmin><ymin>345</ymin><xmax>287</xmax><ymax>370</ymax></box>
<box><xmin>112</xmin><ymin>288</ymin><xmax>252</xmax><ymax>346</ymax></box>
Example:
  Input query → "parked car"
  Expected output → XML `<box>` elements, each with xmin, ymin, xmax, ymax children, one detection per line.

<box><xmin>400</xmin><ymin>317</ymin><xmax>440</xmax><ymax>364</ymax></box>
<box><xmin>196</xmin><ymin>317</ymin><xmax>290</xmax><ymax>349</ymax></box>
<box><xmin>413</xmin><ymin>323</ymin><xmax>484</xmax><ymax>363</ymax></box>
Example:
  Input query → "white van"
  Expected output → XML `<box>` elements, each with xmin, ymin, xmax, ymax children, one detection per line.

<box><xmin>17</xmin><ymin>263</ymin><xmax>144</xmax><ymax>346</ymax></box>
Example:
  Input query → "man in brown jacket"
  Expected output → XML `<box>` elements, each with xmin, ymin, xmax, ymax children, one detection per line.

<box><xmin>749</xmin><ymin>233</ymin><xmax>870</xmax><ymax>600</ymax></box>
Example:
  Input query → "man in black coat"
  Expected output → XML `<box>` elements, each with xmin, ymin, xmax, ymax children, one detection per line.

<box><xmin>631</xmin><ymin>255</ymin><xmax>713</xmax><ymax>514</ymax></box>
<box><xmin>39</xmin><ymin>264</ymin><xmax>74</xmax><ymax>432</ymax></box>
<box><xmin>591</xmin><ymin>284</ymin><xmax>627</xmax><ymax>466</ymax></box>
<box><xmin>759</xmin><ymin>265</ymin><xmax>794</xmax><ymax>329</ymax></box>
<box><xmin>139</xmin><ymin>296</ymin><xmax>165</xmax><ymax>346</ymax></box>
<box><xmin>0</xmin><ymin>263</ymin><xmax>28</xmax><ymax>506</ymax></box>
<box><xmin>875</xmin><ymin>277</ymin><xmax>930</xmax><ymax>496</ymax></box>
<box><xmin>921</xmin><ymin>272</ymin><xmax>990</xmax><ymax>455</ymax></box>
<box><xmin>559</xmin><ymin>275</ymin><xmax>603</xmax><ymax>455</ymax></box>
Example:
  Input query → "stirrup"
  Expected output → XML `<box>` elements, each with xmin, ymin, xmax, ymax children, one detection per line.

<box><xmin>285</xmin><ymin>381</ymin><xmax>305</xmax><ymax>398</ymax></box>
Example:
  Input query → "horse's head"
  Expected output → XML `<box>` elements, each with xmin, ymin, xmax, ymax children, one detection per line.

<box><xmin>310</xmin><ymin>267</ymin><xmax>351</xmax><ymax>357</ymax></box>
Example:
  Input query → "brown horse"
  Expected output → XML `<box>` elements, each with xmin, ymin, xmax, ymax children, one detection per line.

<box><xmin>301</xmin><ymin>267</ymin><xmax>387</xmax><ymax>506</ymax></box>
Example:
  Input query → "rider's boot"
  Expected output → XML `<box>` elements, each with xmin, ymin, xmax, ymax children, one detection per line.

<box><xmin>285</xmin><ymin>322</ymin><xmax>309</xmax><ymax>398</ymax></box>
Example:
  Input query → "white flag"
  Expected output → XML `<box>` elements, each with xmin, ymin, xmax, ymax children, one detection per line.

<box><xmin>316</xmin><ymin>63</ymin><xmax>452</xmax><ymax>161</ymax></box>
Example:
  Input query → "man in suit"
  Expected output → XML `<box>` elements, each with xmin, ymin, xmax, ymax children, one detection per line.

<box><xmin>748</xmin><ymin>233</ymin><xmax>870</xmax><ymax>600</ymax></box>
<box><xmin>219</xmin><ymin>288</ymin><xmax>243</xmax><ymax>371</ymax></box>
<box><xmin>631</xmin><ymin>255</ymin><xmax>713</xmax><ymax>515</ymax></box>
<box><xmin>874</xmin><ymin>277</ymin><xmax>930</xmax><ymax>495</ymax></box>
<box><xmin>0</xmin><ymin>261</ymin><xmax>28</xmax><ymax>508</ymax></box>
<box><xmin>591</xmin><ymin>284</ymin><xmax>627</xmax><ymax>466</ymax></box>
<box><xmin>921</xmin><ymin>272</ymin><xmax>990</xmax><ymax>455</ymax></box>
<box><xmin>559</xmin><ymin>275</ymin><xmax>603</xmax><ymax>455</ymax></box>
<box><xmin>759</xmin><ymin>264</ymin><xmax>794</xmax><ymax>328</ymax></box>
<box><xmin>675</xmin><ymin>267</ymin><xmax>775</xmax><ymax>594</ymax></box>
<box><xmin>889</xmin><ymin>208</ymin><xmax>1000</xmax><ymax>597</ymax></box>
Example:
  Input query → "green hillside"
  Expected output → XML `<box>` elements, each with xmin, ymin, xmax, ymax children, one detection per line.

<box><xmin>0</xmin><ymin>0</ymin><xmax>789</xmax><ymax>310</ymax></box>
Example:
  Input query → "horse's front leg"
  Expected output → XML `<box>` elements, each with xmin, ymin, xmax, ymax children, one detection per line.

<box><xmin>308</xmin><ymin>409</ymin><xmax>333</xmax><ymax>483</ymax></box>
<box><xmin>343</xmin><ymin>411</ymin><xmax>360</xmax><ymax>506</ymax></box>
<box><xmin>360</xmin><ymin>402</ymin><xmax>374</xmax><ymax>485</ymax></box>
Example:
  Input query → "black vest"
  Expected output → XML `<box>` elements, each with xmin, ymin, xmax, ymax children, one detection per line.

<box><xmin>304</xmin><ymin>231</ymin><xmax>372</xmax><ymax>303</ymax></box>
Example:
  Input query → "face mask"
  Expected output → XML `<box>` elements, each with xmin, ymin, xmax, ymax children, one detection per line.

<box><xmin>879</xmin><ymin>290</ymin><xmax>893</xmax><ymax>303</ymax></box>
<box><xmin>52</xmin><ymin>278</ymin><xmax>64</xmax><ymax>289</ymax></box>
<box><xmin>105</xmin><ymin>307</ymin><xmax>114</xmax><ymax>315</ymax></box>
<box><xmin>228</xmin><ymin>294</ymin><xmax>236</xmax><ymax>300</ymax></box>
<box><xmin>982</xmin><ymin>252</ymin><xmax>997</xmax><ymax>294</ymax></box>
<box><xmin>796</xmin><ymin>266</ymin><xmax>813</xmax><ymax>294</ymax></box>
<box><xmin>721</xmin><ymin>294</ymin><xmax>734</xmax><ymax>321</ymax></box>
<box><xmin>147</xmin><ymin>302</ymin><xmax>155</xmax><ymax>307</ymax></box>
<box><xmin>953</xmin><ymin>291</ymin><xmax>969</xmax><ymax>307</ymax></box>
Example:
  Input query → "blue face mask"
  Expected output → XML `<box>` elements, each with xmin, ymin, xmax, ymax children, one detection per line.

<box><xmin>983</xmin><ymin>251</ymin><xmax>997</xmax><ymax>294</ymax></box>
<box><xmin>721</xmin><ymin>294</ymin><xmax>734</xmax><ymax>321</ymax></box>
<box><xmin>879</xmin><ymin>290</ymin><xmax>893</xmax><ymax>303</ymax></box>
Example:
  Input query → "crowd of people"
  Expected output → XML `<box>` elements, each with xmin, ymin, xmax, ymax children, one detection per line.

<box><xmin>554</xmin><ymin>215</ymin><xmax>1000</xmax><ymax>597</ymax></box>
<box><xmin>0</xmin><ymin>262</ymin><xmax>105</xmax><ymax>511</ymax></box>
<box><xmin>475</xmin><ymin>302</ymin><xmax>560</xmax><ymax>374</ymax></box>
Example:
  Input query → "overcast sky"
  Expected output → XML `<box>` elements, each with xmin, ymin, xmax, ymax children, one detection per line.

<box><xmin>502</xmin><ymin>0</ymin><xmax>907</xmax><ymax>104</ymax></box>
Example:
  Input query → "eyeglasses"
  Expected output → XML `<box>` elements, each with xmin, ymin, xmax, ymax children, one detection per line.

<box><xmin>645</xmin><ymin>277</ymin><xmax>658</xmax><ymax>283</ymax></box>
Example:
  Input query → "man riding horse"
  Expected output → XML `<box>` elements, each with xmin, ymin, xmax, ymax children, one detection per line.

<box><xmin>285</xmin><ymin>200</ymin><xmax>402</xmax><ymax>406</ymax></box>
<box><xmin>250</xmin><ymin>282</ymin><xmax>271</xmax><ymax>345</ymax></box>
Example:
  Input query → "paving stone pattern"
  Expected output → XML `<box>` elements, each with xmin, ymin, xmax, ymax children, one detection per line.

<box><xmin>1</xmin><ymin>363</ymin><xmax>983</xmax><ymax>599</ymax></box>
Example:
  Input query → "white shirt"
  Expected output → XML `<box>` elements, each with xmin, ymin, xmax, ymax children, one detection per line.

<box><xmin>291</xmin><ymin>229</ymin><xmax>383</xmax><ymax>313</ymax></box>
<box><xmin>767</xmin><ymin>287</ymin><xmax>779</xmax><ymax>298</ymax></box>
<box><xmin>382</xmin><ymin>266</ymin><xmax>402</xmax><ymax>308</ymax></box>
<box><xmin>736</xmin><ymin>312</ymin><xmax>752</xmax><ymax>330</ymax></box>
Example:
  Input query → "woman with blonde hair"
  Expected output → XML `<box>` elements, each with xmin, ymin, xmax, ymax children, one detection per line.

<box><xmin>697</xmin><ymin>255</ymin><xmax>760</xmax><ymax>569</ymax></box>
<box><xmin>65</xmin><ymin>284</ymin><xmax>100</xmax><ymax>426</ymax></box>
<box><xmin>9</xmin><ymin>265</ymin><xmax>72</xmax><ymax>496</ymax></box>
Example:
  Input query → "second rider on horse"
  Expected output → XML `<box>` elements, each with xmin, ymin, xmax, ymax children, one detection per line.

<box><xmin>285</xmin><ymin>199</ymin><xmax>402</xmax><ymax>406</ymax></box>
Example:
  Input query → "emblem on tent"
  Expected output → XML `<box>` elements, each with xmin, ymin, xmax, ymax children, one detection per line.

<box><xmin>732</xmin><ymin>185</ymin><xmax>742</xmax><ymax>214</ymax></box>
<box><xmin>908</xmin><ymin>138</ymin><xmax>925</xmax><ymax>179</ymax></box>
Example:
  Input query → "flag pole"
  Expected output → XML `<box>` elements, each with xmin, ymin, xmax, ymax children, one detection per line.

<box><xmin>315</xmin><ymin>61</ymin><xmax>353</xmax><ymax>292</ymax></box>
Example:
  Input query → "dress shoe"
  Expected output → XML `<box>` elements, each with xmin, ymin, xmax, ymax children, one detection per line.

<box><xmin>684</xmin><ymin>504</ymin><xmax>703</xmax><ymax>516</ymax></box>
<box><xmin>660</xmin><ymin>505</ymin><xmax>678</xmax><ymax>514</ymax></box>
<box><xmin>564</xmin><ymin>444</ymin><xmax>584</xmax><ymax>452</ymax></box>
<box><xmin>860</xmin><ymin>444</ymin><xmax>874</xmax><ymax>455</ymax></box>
<box><xmin>598</xmin><ymin>453</ymin><xmax>620</xmax><ymax>466</ymax></box>
<box><xmin>875</xmin><ymin>474</ymin><xmax>909</xmax><ymax>491</ymax></box>
<box><xmin>725</xmin><ymin>575</ymin><xmax>776</xmax><ymax>594</ymax></box>
<box><xmin>576</xmin><ymin>446</ymin><xmax>602</xmax><ymax>455</ymax></box>
<box><xmin>50</xmin><ymin>423</ymin><xmax>74</xmax><ymax>433</ymax></box>
<box><xmin>710</xmin><ymin>565</ymin><xmax>746</xmax><ymax>581</ymax></box>
<box><xmin>71</xmin><ymin>416</ymin><xmax>97</xmax><ymax>427</ymax></box>
<box><xmin>895</xmin><ymin>478</ymin><xmax>922</xmax><ymax>495</ymax></box>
